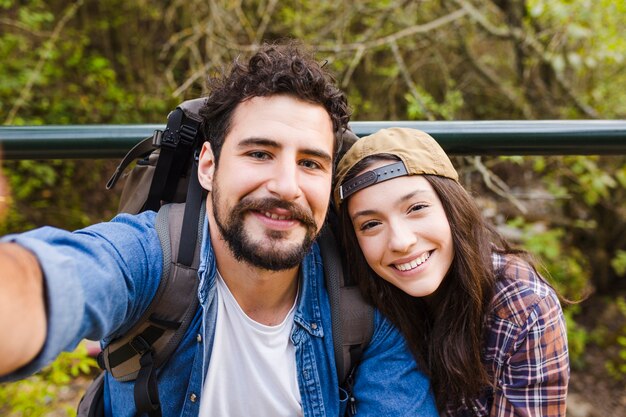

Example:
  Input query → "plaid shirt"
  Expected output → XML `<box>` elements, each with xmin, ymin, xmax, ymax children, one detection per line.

<box><xmin>444</xmin><ymin>253</ymin><xmax>570</xmax><ymax>417</ymax></box>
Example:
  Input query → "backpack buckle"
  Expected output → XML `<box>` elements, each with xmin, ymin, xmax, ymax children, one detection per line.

<box><xmin>129</xmin><ymin>336</ymin><xmax>152</xmax><ymax>356</ymax></box>
<box><xmin>179</xmin><ymin>122</ymin><xmax>198</xmax><ymax>146</ymax></box>
<box><xmin>160</xmin><ymin>127</ymin><xmax>179</xmax><ymax>149</ymax></box>
<box><xmin>152</xmin><ymin>130</ymin><xmax>163</xmax><ymax>147</ymax></box>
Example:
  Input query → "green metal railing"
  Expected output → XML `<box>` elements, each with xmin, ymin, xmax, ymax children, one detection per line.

<box><xmin>1</xmin><ymin>120</ymin><xmax>626</xmax><ymax>159</ymax></box>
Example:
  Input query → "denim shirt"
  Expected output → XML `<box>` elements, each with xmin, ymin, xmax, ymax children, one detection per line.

<box><xmin>1</xmin><ymin>211</ymin><xmax>437</xmax><ymax>417</ymax></box>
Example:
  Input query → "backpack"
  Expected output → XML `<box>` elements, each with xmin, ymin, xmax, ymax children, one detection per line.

<box><xmin>77</xmin><ymin>99</ymin><xmax>373</xmax><ymax>417</ymax></box>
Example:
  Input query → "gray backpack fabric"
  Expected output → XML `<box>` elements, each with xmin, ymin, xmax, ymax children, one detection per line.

<box><xmin>78</xmin><ymin>99</ymin><xmax>373</xmax><ymax>417</ymax></box>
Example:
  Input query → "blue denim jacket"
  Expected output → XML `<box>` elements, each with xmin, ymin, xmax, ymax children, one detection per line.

<box><xmin>1</xmin><ymin>211</ymin><xmax>437</xmax><ymax>416</ymax></box>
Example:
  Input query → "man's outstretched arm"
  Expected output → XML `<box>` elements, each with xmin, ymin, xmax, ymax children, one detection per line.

<box><xmin>0</xmin><ymin>242</ymin><xmax>47</xmax><ymax>376</ymax></box>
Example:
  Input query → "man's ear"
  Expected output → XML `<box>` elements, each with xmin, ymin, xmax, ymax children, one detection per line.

<box><xmin>197</xmin><ymin>141</ymin><xmax>215</xmax><ymax>192</ymax></box>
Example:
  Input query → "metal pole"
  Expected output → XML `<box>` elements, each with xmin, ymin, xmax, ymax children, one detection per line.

<box><xmin>1</xmin><ymin>120</ymin><xmax>626</xmax><ymax>159</ymax></box>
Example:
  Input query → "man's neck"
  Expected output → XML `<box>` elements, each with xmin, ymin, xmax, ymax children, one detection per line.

<box><xmin>210</xmin><ymin>227</ymin><xmax>300</xmax><ymax>326</ymax></box>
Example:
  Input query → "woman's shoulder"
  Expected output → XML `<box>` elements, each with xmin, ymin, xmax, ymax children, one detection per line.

<box><xmin>488</xmin><ymin>253</ymin><xmax>560</xmax><ymax>328</ymax></box>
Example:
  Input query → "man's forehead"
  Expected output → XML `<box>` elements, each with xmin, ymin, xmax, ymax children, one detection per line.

<box><xmin>226</xmin><ymin>96</ymin><xmax>335</xmax><ymax>150</ymax></box>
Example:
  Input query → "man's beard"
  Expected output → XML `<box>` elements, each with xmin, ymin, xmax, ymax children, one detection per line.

<box><xmin>212</xmin><ymin>188</ymin><xmax>320</xmax><ymax>271</ymax></box>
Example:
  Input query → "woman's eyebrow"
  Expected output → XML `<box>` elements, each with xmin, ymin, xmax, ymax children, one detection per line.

<box><xmin>398</xmin><ymin>189</ymin><xmax>432</xmax><ymax>203</ymax></box>
<box><xmin>350</xmin><ymin>188</ymin><xmax>433</xmax><ymax>220</ymax></box>
<box><xmin>351</xmin><ymin>208</ymin><xmax>379</xmax><ymax>221</ymax></box>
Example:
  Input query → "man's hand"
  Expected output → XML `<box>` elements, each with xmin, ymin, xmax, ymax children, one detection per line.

<box><xmin>0</xmin><ymin>243</ymin><xmax>47</xmax><ymax>376</ymax></box>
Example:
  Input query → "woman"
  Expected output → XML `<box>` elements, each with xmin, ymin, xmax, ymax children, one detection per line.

<box><xmin>334</xmin><ymin>128</ymin><xmax>569</xmax><ymax>416</ymax></box>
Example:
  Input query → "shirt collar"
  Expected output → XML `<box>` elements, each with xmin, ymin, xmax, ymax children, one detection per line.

<box><xmin>293</xmin><ymin>242</ymin><xmax>324</xmax><ymax>338</ymax></box>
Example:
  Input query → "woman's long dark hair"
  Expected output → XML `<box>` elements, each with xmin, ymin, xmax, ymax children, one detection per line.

<box><xmin>338</xmin><ymin>155</ymin><xmax>525</xmax><ymax>410</ymax></box>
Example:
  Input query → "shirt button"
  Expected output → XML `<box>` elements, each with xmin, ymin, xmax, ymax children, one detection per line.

<box><xmin>311</xmin><ymin>323</ymin><xmax>317</xmax><ymax>330</ymax></box>
<box><xmin>196</xmin><ymin>333</ymin><xmax>202</xmax><ymax>343</ymax></box>
<box><xmin>190</xmin><ymin>393</ymin><xmax>197</xmax><ymax>403</ymax></box>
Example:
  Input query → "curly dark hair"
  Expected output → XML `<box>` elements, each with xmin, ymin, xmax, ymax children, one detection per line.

<box><xmin>199</xmin><ymin>40</ymin><xmax>351</xmax><ymax>166</ymax></box>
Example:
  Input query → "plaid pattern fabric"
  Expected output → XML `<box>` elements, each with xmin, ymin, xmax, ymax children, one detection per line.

<box><xmin>443</xmin><ymin>253</ymin><xmax>570</xmax><ymax>417</ymax></box>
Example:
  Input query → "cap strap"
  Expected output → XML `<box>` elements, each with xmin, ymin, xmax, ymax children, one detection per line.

<box><xmin>339</xmin><ymin>161</ymin><xmax>407</xmax><ymax>201</ymax></box>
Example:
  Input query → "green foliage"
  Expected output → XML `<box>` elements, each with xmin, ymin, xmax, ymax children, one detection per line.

<box><xmin>526</xmin><ymin>0</ymin><xmax>626</xmax><ymax>117</ymax></box>
<box><xmin>405</xmin><ymin>81</ymin><xmax>464</xmax><ymax>121</ymax></box>
<box><xmin>0</xmin><ymin>0</ymin><xmax>178</xmax><ymax>233</ymax></box>
<box><xmin>591</xmin><ymin>296</ymin><xmax>626</xmax><ymax>381</ymax></box>
<box><xmin>563</xmin><ymin>305</ymin><xmax>590</xmax><ymax>369</ymax></box>
<box><xmin>0</xmin><ymin>158</ymin><xmax>118</xmax><ymax>234</ymax></box>
<box><xmin>0</xmin><ymin>343</ymin><xmax>98</xmax><ymax>416</ymax></box>
<box><xmin>611</xmin><ymin>250</ymin><xmax>626</xmax><ymax>277</ymax></box>
<box><xmin>506</xmin><ymin>216</ymin><xmax>588</xmax><ymax>299</ymax></box>
<box><xmin>567</xmin><ymin>156</ymin><xmax>618</xmax><ymax>206</ymax></box>
<box><xmin>606</xmin><ymin>335</ymin><xmax>626</xmax><ymax>379</ymax></box>
<box><xmin>528</xmin><ymin>155</ymin><xmax>626</xmax><ymax>294</ymax></box>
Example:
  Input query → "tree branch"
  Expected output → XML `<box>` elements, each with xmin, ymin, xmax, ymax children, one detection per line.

<box><xmin>317</xmin><ymin>8</ymin><xmax>469</xmax><ymax>52</ymax></box>
<box><xmin>470</xmin><ymin>156</ymin><xmax>528</xmax><ymax>214</ymax></box>
<box><xmin>452</xmin><ymin>0</ymin><xmax>599</xmax><ymax>118</ymax></box>
<box><xmin>458</xmin><ymin>33</ymin><xmax>535</xmax><ymax>118</ymax></box>
<box><xmin>0</xmin><ymin>18</ymin><xmax>50</xmax><ymax>38</ymax></box>
<box><xmin>253</xmin><ymin>0</ymin><xmax>279</xmax><ymax>45</ymax></box>
<box><xmin>341</xmin><ymin>46</ymin><xmax>365</xmax><ymax>89</ymax></box>
<box><xmin>390</xmin><ymin>41</ymin><xmax>436</xmax><ymax>120</ymax></box>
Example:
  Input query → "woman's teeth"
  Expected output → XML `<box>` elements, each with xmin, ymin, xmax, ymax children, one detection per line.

<box><xmin>395</xmin><ymin>251</ymin><xmax>431</xmax><ymax>271</ymax></box>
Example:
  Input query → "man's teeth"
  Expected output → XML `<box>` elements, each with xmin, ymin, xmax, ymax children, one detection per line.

<box><xmin>395</xmin><ymin>252</ymin><xmax>431</xmax><ymax>271</ymax></box>
<box><xmin>264</xmin><ymin>211</ymin><xmax>291</xmax><ymax>220</ymax></box>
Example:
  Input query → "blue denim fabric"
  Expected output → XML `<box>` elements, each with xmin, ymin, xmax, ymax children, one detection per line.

<box><xmin>1</xmin><ymin>211</ymin><xmax>438</xmax><ymax>416</ymax></box>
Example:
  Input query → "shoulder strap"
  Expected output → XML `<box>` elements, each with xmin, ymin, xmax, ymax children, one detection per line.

<box><xmin>106</xmin><ymin>98</ymin><xmax>205</xmax><ymax>210</ymax></box>
<box><xmin>318</xmin><ymin>224</ymin><xmax>373</xmax><ymax>414</ymax></box>
<box><xmin>106</xmin><ymin>136</ymin><xmax>155</xmax><ymax>191</ymax></box>
<box><xmin>98</xmin><ymin>200</ymin><xmax>205</xmax><ymax>416</ymax></box>
<box><xmin>144</xmin><ymin>99</ymin><xmax>204</xmax><ymax>211</ymax></box>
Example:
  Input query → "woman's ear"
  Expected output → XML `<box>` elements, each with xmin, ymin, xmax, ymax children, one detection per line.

<box><xmin>197</xmin><ymin>142</ymin><xmax>215</xmax><ymax>192</ymax></box>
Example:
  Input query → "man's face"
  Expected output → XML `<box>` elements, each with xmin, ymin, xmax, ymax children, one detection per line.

<box><xmin>198</xmin><ymin>95</ymin><xmax>335</xmax><ymax>271</ymax></box>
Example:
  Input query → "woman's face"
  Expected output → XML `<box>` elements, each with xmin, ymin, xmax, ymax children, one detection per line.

<box><xmin>347</xmin><ymin>161</ymin><xmax>454</xmax><ymax>298</ymax></box>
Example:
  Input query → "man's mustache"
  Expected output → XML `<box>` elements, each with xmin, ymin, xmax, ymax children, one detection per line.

<box><xmin>236</xmin><ymin>196</ymin><xmax>317</xmax><ymax>229</ymax></box>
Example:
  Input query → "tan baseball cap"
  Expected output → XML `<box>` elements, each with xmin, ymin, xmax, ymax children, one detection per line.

<box><xmin>334</xmin><ymin>127</ymin><xmax>458</xmax><ymax>207</ymax></box>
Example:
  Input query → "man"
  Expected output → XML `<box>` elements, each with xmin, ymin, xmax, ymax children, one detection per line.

<box><xmin>0</xmin><ymin>42</ymin><xmax>437</xmax><ymax>416</ymax></box>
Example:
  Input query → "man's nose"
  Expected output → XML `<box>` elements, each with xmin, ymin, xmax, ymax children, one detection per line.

<box><xmin>266</xmin><ymin>160</ymin><xmax>302</xmax><ymax>201</ymax></box>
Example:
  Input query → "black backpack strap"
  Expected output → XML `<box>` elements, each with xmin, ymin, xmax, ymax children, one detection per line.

<box><xmin>318</xmin><ymin>224</ymin><xmax>374</xmax><ymax>416</ymax></box>
<box><xmin>178</xmin><ymin>151</ymin><xmax>204</xmax><ymax>266</ymax></box>
<box><xmin>98</xmin><ymin>201</ymin><xmax>205</xmax><ymax>416</ymax></box>
<box><xmin>106</xmin><ymin>136</ymin><xmax>155</xmax><ymax>190</ymax></box>
<box><xmin>144</xmin><ymin>99</ymin><xmax>204</xmax><ymax>211</ymax></box>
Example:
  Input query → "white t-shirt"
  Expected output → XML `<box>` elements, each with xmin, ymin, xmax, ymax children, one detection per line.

<box><xmin>199</xmin><ymin>272</ymin><xmax>303</xmax><ymax>417</ymax></box>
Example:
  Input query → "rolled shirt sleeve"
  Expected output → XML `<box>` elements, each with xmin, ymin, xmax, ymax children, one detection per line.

<box><xmin>0</xmin><ymin>211</ymin><xmax>162</xmax><ymax>381</ymax></box>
